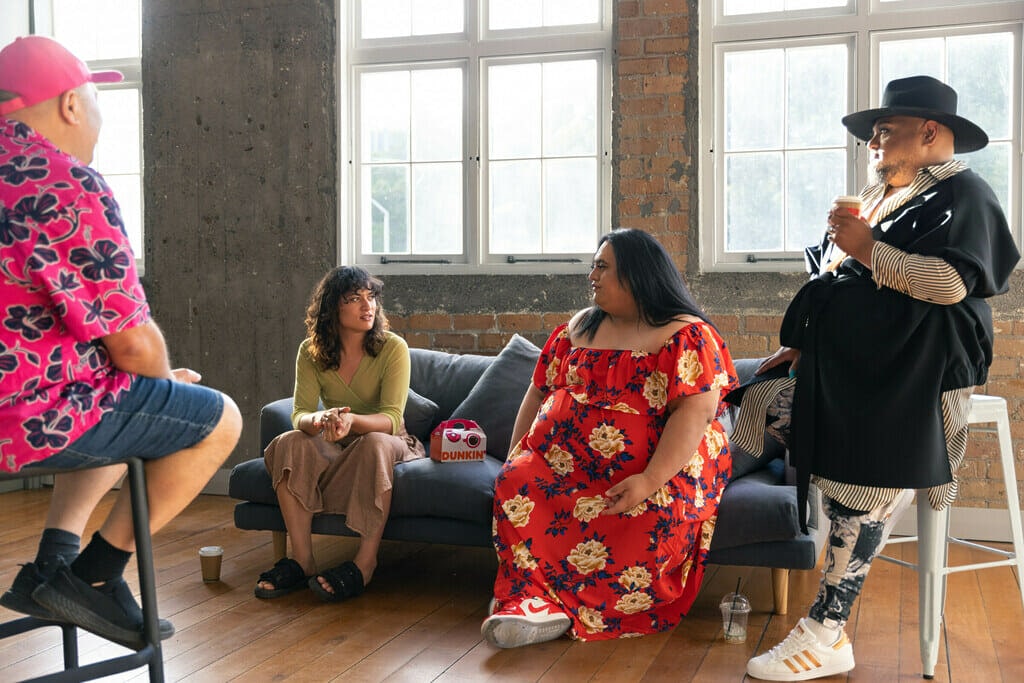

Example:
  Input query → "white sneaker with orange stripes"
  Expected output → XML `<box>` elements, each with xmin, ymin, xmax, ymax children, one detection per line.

<box><xmin>481</xmin><ymin>596</ymin><xmax>571</xmax><ymax>649</ymax></box>
<box><xmin>746</xmin><ymin>618</ymin><xmax>855</xmax><ymax>681</ymax></box>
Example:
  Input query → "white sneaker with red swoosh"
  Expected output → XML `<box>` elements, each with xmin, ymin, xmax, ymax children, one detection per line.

<box><xmin>481</xmin><ymin>596</ymin><xmax>571</xmax><ymax>648</ymax></box>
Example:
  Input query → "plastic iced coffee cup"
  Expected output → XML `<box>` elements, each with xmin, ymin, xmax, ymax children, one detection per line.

<box><xmin>720</xmin><ymin>592</ymin><xmax>751</xmax><ymax>643</ymax></box>
<box><xmin>199</xmin><ymin>545</ymin><xmax>224</xmax><ymax>582</ymax></box>
<box><xmin>833</xmin><ymin>195</ymin><xmax>861</xmax><ymax>217</ymax></box>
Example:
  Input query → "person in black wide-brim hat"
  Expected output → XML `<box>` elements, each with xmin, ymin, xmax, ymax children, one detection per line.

<box><xmin>734</xmin><ymin>75</ymin><xmax>1019</xmax><ymax>681</ymax></box>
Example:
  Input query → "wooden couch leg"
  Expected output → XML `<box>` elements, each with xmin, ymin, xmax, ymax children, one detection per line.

<box><xmin>272</xmin><ymin>530</ymin><xmax>287</xmax><ymax>561</ymax></box>
<box><xmin>771</xmin><ymin>568</ymin><xmax>789</xmax><ymax>615</ymax></box>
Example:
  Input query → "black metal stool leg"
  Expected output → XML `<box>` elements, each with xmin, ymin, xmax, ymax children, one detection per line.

<box><xmin>126</xmin><ymin>457</ymin><xmax>164</xmax><ymax>682</ymax></box>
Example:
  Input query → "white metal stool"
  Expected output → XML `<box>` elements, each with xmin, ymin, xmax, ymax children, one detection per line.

<box><xmin>878</xmin><ymin>394</ymin><xmax>1024</xmax><ymax>679</ymax></box>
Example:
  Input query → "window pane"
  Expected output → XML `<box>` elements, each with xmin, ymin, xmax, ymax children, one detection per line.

<box><xmin>52</xmin><ymin>0</ymin><xmax>139</xmax><ymax>60</ymax></box>
<box><xmin>786</xmin><ymin>45</ymin><xmax>847</xmax><ymax>148</ymax></box>
<box><xmin>726</xmin><ymin>153</ymin><xmax>784</xmax><ymax>251</ymax></box>
<box><xmin>363</xmin><ymin>166</ymin><xmax>409</xmax><ymax>253</ymax></box>
<box><xmin>965</xmin><ymin>142</ymin><xmax>1011</xmax><ymax>215</ymax></box>
<box><xmin>490</xmin><ymin>63</ymin><xmax>542</xmax><ymax>159</ymax></box>
<box><xmin>543</xmin><ymin>61</ymin><xmax>597</xmax><ymax>157</ymax></box>
<box><xmin>412</xmin><ymin>163</ymin><xmax>462</xmax><ymax>253</ymax></box>
<box><xmin>545</xmin><ymin>158</ymin><xmax>597</xmax><ymax>252</ymax></box>
<box><xmin>411</xmin><ymin>69</ymin><xmax>462</xmax><ymax>162</ymax></box>
<box><xmin>786</xmin><ymin>149</ymin><xmax>847</xmax><ymax>250</ymax></box>
<box><xmin>94</xmin><ymin>89</ymin><xmax>141</xmax><ymax>175</ymax></box>
<box><xmin>102</xmin><ymin>174</ymin><xmax>142</xmax><ymax>257</ymax></box>
<box><xmin>725</xmin><ymin>50</ymin><xmax>784</xmax><ymax>150</ymax></box>
<box><xmin>491</xmin><ymin>160</ymin><xmax>541</xmax><ymax>253</ymax></box>
<box><xmin>362</xmin><ymin>71</ymin><xmax>410</xmax><ymax>162</ymax></box>
<box><xmin>879</xmin><ymin>38</ymin><xmax>944</xmax><ymax>86</ymax></box>
<box><xmin>948</xmin><ymin>33</ymin><xmax>1013</xmax><ymax>140</ymax></box>
<box><xmin>361</xmin><ymin>0</ymin><xmax>463</xmax><ymax>39</ymax></box>
<box><xmin>489</xmin><ymin>0</ymin><xmax>599</xmax><ymax>30</ymax></box>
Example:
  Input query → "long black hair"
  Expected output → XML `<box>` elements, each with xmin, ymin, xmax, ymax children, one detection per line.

<box><xmin>576</xmin><ymin>228</ymin><xmax>712</xmax><ymax>341</ymax></box>
<box><xmin>304</xmin><ymin>266</ymin><xmax>389</xmax><ymax>369</ymax></box>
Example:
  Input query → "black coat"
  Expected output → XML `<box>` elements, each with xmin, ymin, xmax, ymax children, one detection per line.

<box><xmin>781</xmin><ymin>169</ymin><xmax>1018</xmax><ymax>519</ymax></box>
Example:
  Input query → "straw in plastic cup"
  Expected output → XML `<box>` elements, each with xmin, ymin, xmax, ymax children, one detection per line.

<box><xmin>720</xmin><ymin>592</ymin><xmax>751</xmax><ymax>643</ymax></box>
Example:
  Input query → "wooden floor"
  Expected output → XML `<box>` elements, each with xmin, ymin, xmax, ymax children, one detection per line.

<box><xmin>0</xmin><ymin>490</ymin><xmax>1021</xmax><ymax>682</ymax></box>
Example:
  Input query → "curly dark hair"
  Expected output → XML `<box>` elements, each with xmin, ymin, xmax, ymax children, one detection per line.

<box><xmin>576</xmin><ymin>228</ymin><xmax>713</xmax><ymax>341</ymax></box>
<box><xmin>304</xmin><ymin>266</ymin><xmax>389</xmax><ymax>370</ymax></box>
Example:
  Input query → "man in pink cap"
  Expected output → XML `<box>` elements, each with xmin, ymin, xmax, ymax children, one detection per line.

<box><xmin>0</xmin><ymin>36</ymin><xmax>242</xmax><ymax>649</ymax></box>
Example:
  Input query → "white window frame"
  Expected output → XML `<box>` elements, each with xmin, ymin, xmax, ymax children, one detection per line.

<box><xmin>340</xmin><ymin>0</ymin><xmax>615</xmax><ymax>275</ymax></box>
<box><xmin>699</xmin><ymin>0</ymin><xmax>1023</xmax><ymax>272</ymax></box>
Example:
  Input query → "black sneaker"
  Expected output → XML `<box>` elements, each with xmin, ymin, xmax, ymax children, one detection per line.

<box><xmin>31</xmin><ymin>562</ymin><xmax>174</xmax><ymax>650</ymax></box>
<box><xmin>0</xmin><ymin>563</ymin><xmax>54</xmax><ymax>620</ymax></box>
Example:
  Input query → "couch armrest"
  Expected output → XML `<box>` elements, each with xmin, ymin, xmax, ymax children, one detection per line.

<box><xmin>260</xmin><ymin>397</ymin><xmax>294</xmax><ymax>452</ymax></box>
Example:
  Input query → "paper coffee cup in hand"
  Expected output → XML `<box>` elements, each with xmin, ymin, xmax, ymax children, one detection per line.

<box><xmin>833</xmin><ymin>195</ymin><xmax>861</xmax><ymax>217</ymax></box>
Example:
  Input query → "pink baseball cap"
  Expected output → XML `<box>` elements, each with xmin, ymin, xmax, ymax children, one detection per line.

<box><xmin>0</xmin><ymin>36</ymin><xmax>123</xmax><ymax>116</ymax></box>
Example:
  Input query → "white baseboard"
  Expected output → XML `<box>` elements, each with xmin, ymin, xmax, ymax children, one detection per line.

<box><xmin>893</xmin><ymin>504</ymin><xmax>1022</xmax><ymax>543</ymax></box>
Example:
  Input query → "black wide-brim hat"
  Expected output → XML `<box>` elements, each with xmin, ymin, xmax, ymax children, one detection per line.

<box><xmin>841</xmin><ymin>75</ymin><xmax>988</xmax><ymax>153</ymax></box>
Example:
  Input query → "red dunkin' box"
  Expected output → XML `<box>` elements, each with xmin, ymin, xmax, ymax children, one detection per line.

<box><xmin>430</xmin><ymin>419</ymin><xmax>487</xmax><ymax>462</ymax></box>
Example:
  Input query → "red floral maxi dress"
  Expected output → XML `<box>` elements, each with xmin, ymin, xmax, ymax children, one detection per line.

<box><xmin>490</xmin><ymin>322</ymin><xmax>738</xmax><ymax>641</ymax></box>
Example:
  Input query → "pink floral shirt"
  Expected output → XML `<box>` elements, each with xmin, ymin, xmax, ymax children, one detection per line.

<box><xmin>0</xmin><ymin>119</ymin><xmax>149</xmax><ymax>472</ymax></box>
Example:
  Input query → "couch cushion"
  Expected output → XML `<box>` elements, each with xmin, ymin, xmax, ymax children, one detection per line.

<box><xmin>409</xmin><ymin>348</ymin><xmax>493</xmax><ymax>424</ymax></box>
<box><xmin>404</xmin><ymin>388</ymin><xmax>439</xmax><ymax>443</ymax></box>
<box><xmin>389</xmin><ymin>455</ymin><xmax>504</xmax><ymax>524</ymax></box>
<box><xmin>228</xmin><ymin>458</ymin><xmax>277</xmax><ymax>505</ymax></box>
<box><xmin>710</xmin><ymin>458</ymin><xmax>801</xmax><ymax>550</ymax></box>
<box><xmin>446</xmin><ymin>334</ymin><xmax>541</xmax><ymax>459</ymax></box>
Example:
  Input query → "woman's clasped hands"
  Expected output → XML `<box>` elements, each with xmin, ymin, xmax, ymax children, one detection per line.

<box><xmin>317</xmin><ymin>407</ymin><xmax>353</xmax><ymax>442</ymax></box>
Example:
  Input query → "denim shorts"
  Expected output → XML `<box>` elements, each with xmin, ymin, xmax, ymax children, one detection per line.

<box><xmin>22</xmin><ymin>376</ymin><xmax>225</xmax><ymax>470</ymax></box>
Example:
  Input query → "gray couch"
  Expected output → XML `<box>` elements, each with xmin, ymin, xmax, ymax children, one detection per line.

<box><xmin>228</xmin><ymin>334</ymin><xmax>825</xmax><ymax>613</ymax></box>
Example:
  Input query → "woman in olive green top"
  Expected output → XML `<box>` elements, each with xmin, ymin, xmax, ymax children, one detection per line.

<box><xmin>254</xmin><ymin>266</ymin><xmax>424</xmax><ymax>601</ymax></box>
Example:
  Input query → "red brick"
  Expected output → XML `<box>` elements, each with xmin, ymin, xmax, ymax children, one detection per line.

<box><xmin>726</xmin><ymin>335</ymin><xmax>773</xmax><ymax>359</ymax></box>
<box><xmin>619</xmin><ymin>97</ymin><xmax>666</xmax><ymax>117</ymax></box>
<box><xmin>453</xmin><ymin>314</ymin><xmax>495</xmax><ymax>331</ymax></box>
<box><xmin>408</xmin><ymin>313</ymin><xmax>451</xmax><ymax>330</ymax></box>
<box><xmin>644</xmin><ymin>37</ymin><xmax>687</xmax><ymax>54</ymax></box>
<box><xmin>542</xmin><ymin>312</ymin><xmax>577</xmax><ymax>328</ymax></box>
<box><xmin>496</xmin><ymin>313</ymin><xmax>544</xmax><ymax>332</ymax></box>
<box><xmin>618</xmin><ymin>1</ymin><xmax>640</xmax><ymax>19</ymax></box>
<box><xmin>617</xmin><ymin>38</ymin><xmax>643</xmax><ymax>58</ymax></box>
<box><xmin>618</xmin><ymin>17</ymin><xmax>665</xmax><ymax>39</ymax></box>
<box><xmin>713</xmin><ymin>315</ymin><xmax>740</xmax><ymax>333</ymax></box>
<box><xmin>642</xmin><ymin>75</ymin><xmax>684</xmax><ymax>95</ymax></box>
<box><xmin>641</xmin><ymin>0</ymin><xmax>688</xmax><ymax>15</ymax></box>
<box><xmin>744</xmin><ymin>315</ymin><xmax>783</xmax><ymax>334</ymax></box>
<box><xmin>618</xmin><ymin>57</ymin><xmax>665</xmax><ymax>75</ymax></box>
<box><xmin>404</xmin><ymin>332</ymin><xmax>431</xmax><ymax>349</ymax></box>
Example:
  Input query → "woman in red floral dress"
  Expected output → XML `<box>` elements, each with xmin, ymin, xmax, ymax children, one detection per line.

<box><xmin>482</xmin><ymin>229</ymin><xmax>738</xmax><ymax>648</ymax></box>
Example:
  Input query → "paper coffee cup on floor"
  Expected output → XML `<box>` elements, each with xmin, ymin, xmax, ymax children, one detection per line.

<box><xmin>199</xmin><ymin>545</ymin><xmax>224</xmax><ymax>582</ymax></box>
<box><xmin>833</xmin><ymin>195</ymin><xmax>861</xmax><ymax>217</ymax></box>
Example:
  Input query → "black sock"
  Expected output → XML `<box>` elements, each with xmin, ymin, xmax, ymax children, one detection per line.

<box><xmin>34</xmin><ymin>528</ymin><xmax>81</xmax><ymax>578</ymax></box>
<box><xmin>70</xmin><ymin>531</ymin><xmax>132</xmax><ymax>585</ymax></box>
